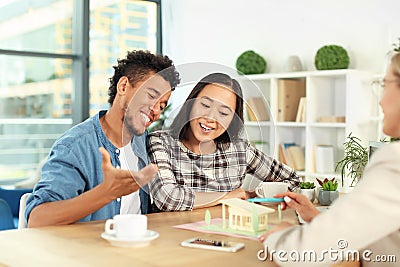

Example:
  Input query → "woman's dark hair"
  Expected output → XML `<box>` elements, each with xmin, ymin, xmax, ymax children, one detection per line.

<box><xmin>108</xmin><ymin>50</ymin><xmax>180</xmax><ymax>105</ymax></box>
<box><xmin>170</xmin><ymin>72</ymin><xmax>244</xmax><ymax>143</ymax></box>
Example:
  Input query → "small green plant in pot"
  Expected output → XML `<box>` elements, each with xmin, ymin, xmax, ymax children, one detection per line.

<box><xmin>298</xmin><ymin>182</ymin><xmax>316</xmax><ymax>203</ymax></box>
<box><xmin>300</xmin><ymin>181</ymin><xmax>316</xmax><ymax>189</ymax></box>
<box><xmin>316</xmin><ymin>178</ymin><xmax>339</xmax><ymax>206</ymax></box>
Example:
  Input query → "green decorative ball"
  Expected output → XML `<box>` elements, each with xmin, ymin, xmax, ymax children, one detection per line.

<box><xmin>314</xmin><ymin>45</ymin><xmax>350</xmax><ymax>70</ymax></box>
<box><xmin>236</xmin><ymin>50</ymin><xmax>267</xmax><ymax>75</ymax></box>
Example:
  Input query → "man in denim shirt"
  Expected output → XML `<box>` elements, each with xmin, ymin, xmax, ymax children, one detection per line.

<box><xmin>26</xmin><ymin>50</ymin><xmax>180</xmax><ymax>227</ymax></box>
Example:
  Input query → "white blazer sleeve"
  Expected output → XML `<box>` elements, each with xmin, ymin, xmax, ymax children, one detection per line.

<box><xmin>264</xmin><ymin>142</ymin><xmax>400</xmax><ymax>266</ymax></box>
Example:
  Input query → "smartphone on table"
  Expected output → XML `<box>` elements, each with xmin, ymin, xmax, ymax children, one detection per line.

<box><xmin>181</xmin><ymin>238</ymin><xmax>245</xmax><ymax>252</ymax></box>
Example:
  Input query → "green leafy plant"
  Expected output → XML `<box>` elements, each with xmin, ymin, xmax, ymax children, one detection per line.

<box><xmin>314</xmin><ymin>45</ymin><xmax>350</xmax><ymax>70</ymax></box>
<box><xmin>299</xmin><ymin>181</ymin><xmax>315</xmax><ymax>189</ymax></box>
<box><xmin>236</xmin><ymin>50</ymin><xmax>267</xmax><ymax>75</ymax></box>
<box><xmin>24</xmin><ymin>77</ymin><xmax>35</xmax><ymax>83</ymax></box>
<box><xmin>47</xmin><ymin>72</ymin><xmax>63</xmax><ymax>80</ymax></box>
<box><xmin>316</xmin><ymin>178</ymin><xmax>338</xmax><ymax>191</ymax></box>
<box><xmin>335</xmin><ymin>133</ymin><xmax>368</xmax><ymax>187</ymax></box>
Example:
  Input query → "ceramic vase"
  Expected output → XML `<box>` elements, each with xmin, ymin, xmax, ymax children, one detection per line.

<box><xmin>318</xmin><ymin>190</ymin><xmax>339</xmax><ymax>206</ymax></box>
<box><xmin>298</xmin><ymin>188</ymin><xmax>315</xmax><ymax>203</ymax></box>
<box><xmin>284</xmin><ymin>55</ymin><xmax>303</xmax><ymax>72</ymax></box>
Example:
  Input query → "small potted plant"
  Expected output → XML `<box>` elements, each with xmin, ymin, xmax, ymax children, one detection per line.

<box><xmin>316</xmin><ymin>178</ymin><xmax>339</xmax><ymax>206</ymax></box>
<box><xmin>298</xmin><ymin>181</ymin><xmax>316</xmax><ymax>203</ymax></box>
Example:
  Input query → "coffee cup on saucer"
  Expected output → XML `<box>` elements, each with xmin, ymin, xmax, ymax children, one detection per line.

<box><xmin>255</xmin><ymin>182</ymin><xmax>289</xmax><ymax>198</ymax></box>
<box><xmin>105</xmin><ymin>214</ymin><xmax>147</xmax><ymax>240</ymax></box>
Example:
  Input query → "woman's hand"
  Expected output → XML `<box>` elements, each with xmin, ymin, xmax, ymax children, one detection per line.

<box><xmin>275</xmin><ymin>191</ymin><xmax>321</xmax><ymax>223</ymax></box>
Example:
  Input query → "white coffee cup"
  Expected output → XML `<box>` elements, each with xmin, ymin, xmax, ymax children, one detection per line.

<box><xmin>255</xmin><ymin>182</ymin><xmax>289</xmax><ymax>198</ymax></box>
<box><xmin>105</xmin><ymin>214</ymin><xmax>147</xmax><ymax>239</ymax></box>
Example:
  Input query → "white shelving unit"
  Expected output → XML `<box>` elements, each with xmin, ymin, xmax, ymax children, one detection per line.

<box><xmin>240</xmin><ymin>69</ymin><xmax>379</xmax><ymax>190</ymax></box>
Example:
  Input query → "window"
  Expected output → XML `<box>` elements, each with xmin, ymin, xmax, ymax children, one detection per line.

<box><xmin>259</xmin><ymin>216</ymin><xmax>265</xmax><ymax>225</ymax></box>
<box><xmin>0</xmin><ymin>0</ymin><xmax>74</xmax><ymax>54</ymax></box>
<box><xmin>0</xmin><ymin>0</ymin><xmax>161</xmax><ymax>185</ymax></box>
<box><xmin>89</xmin><ymin>0</ymin><xmax>160</xmax><ymax>116</ymax></box>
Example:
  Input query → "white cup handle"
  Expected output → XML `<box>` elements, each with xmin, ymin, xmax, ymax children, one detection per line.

<box><xmin>105</xmin><ymin>219</ymin><xmax>115</xmax><ymax>236</ymax></box>
<box><xmin>255</xmin><ymin>185</ymin><xmax>264</xmax><ymax>198</ymax></box>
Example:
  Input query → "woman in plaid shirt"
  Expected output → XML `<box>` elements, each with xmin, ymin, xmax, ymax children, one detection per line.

<box><xmin>147</xmin><ymin>72</ymin><xmax>300</xmax><ymax>211</ymax></box>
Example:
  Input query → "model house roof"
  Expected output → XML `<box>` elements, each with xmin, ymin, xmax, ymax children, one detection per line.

<box><xmin>219</xmin><ymin>198</ymin><xmax>275</xmax><ymax>215</ymax></box>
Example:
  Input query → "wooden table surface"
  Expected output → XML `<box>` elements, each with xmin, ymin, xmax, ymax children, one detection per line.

<box><xmin>0</xmin><ymin>204</ymin><xmax>299</xmax><ymax>267</ymax></box>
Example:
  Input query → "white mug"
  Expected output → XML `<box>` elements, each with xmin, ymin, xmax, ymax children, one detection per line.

<box><xmin>105</xmin><ymin>214</ymin><xmax>147</xmax><ymax>239</ymax></box>
<box><xmin>255</xmin><ymin>182</ymin><xmax>289</xmax><ymax>198</ymax></box>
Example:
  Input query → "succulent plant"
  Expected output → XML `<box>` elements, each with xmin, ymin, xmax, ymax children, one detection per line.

<box><xmin>299</xmin><ymin>181</ymin><xmax>315</xmax><ymax>189</ymax></box>
<box><xmin>316</xmin><ymin>178</ymin><xmax>338</xmax><ymax>191</ymax></box>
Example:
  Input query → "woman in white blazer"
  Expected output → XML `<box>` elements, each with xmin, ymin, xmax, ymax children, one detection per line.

<box><xmin>258</xmin><ymin>52</ymin><xmax>400</xmax><ymax>266</ymax></box>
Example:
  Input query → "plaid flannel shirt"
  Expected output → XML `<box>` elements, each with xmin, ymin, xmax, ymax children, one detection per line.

<box><xmin>147</xmin><ymin>131</ymin><xmax>300</xmax><ymax>211</ymax></box>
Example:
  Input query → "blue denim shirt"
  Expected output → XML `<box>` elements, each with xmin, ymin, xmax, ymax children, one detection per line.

<box><xmin>25</xmin><ymin>110</ymin><xmax>152</xmax><ymax>223</ymax></box>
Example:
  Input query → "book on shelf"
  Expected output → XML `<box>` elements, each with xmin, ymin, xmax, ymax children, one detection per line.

<box><xmin>279</xmin><ymin>143</ymin><xmax>296</xmax><ymax>166</ymax></box>
<box><xmin>246</xmin><ymin>103</ymin><xmax>257</xmax><ymax>121</ymax></box>
<box><xmin>295</xmin><ymin>97</ymin><xmax>306</xmax><ymax>122</ymax></box>
<box><xmin>277</xmin><ymin>79</ymin><xmax>306</xmax><ymax>122</ymax></box>
<box><xmin>279</xmin><ymin>144</ymin><xmax>287</xmax><ymax>165</ymax></box>
<box><xmin>246</xmin><ymin>97</ymin><xmax>269</xmax><ymax>121</ymax></box>
<box><xmin>286</xmin><ymin>145</ymin><xmax>305</xmax><ymax>171</ymax></box>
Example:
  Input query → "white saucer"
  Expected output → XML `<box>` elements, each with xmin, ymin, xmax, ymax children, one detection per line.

<box><xmin>101</xmin><ymin>230</ymin><xmax>159</xmax><ymax>247</ymax></box>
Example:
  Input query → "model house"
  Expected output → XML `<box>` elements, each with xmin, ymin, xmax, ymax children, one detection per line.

<box><xmin>219</xmin><ymin>198</ymin><xmax>275</xmax><ymax>233</ymax></box>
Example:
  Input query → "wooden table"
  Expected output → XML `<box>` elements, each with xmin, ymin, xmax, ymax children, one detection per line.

<box><xmin>0</xmin><ymin>205</ymin><xmax>298</xmax><ymax>267</ymax></box>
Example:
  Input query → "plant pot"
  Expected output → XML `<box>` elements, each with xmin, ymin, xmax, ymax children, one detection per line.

<box><xmin>318</xmin><ymin>190</ymin><xmax>339</xmax><ymax>206</ymax></box>
<box><xmin>298</xmin><ymin>188</ymin><xmax>315</xmax><ymax>203</ymax></box>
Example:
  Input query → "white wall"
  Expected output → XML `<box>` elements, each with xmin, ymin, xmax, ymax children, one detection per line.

<box><xmin>162</xmin><ymin>0</ymin><xmax>400</xmax><ymax>74</ymax></box>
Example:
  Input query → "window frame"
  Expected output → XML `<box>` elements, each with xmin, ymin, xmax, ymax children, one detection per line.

<box><xmin>0</xmin><ymin>0</ymin><xmax>162</xmax><ymax>125</ymax></box>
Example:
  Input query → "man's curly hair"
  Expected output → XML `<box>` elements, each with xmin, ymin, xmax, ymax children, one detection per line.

<box><xmin>108</xmin><ymin>50</ymin><xmax>180</xmax><ymax>105</ymax></box>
